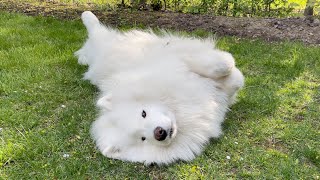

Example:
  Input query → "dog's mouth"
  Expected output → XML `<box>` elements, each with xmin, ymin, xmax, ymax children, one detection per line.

<box><xmin>168</xmin><ymin>124</ymin><xmax>177</xmax><ymax>139</ymax></box>
<box><xmin>169</xmin><ymin>128</ymin><xmax>174</xmax><ymax>138</ymax></box>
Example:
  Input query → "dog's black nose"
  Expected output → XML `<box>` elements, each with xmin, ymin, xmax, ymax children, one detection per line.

<box><xmin>154</xmin><ymin>127</ymin><xmax>167</xmax><ymax>141</ymax></box>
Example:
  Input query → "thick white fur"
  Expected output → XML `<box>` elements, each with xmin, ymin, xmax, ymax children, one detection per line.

<box><xmin>75</xmin><ymin>11</ymin><xmax>244</xmax><ymax>164</ymax></box>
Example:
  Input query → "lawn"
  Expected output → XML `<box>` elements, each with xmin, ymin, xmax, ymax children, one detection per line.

<box><xmin>0</xmin><ymin>11</ymin><xmax>319</xmax><ymax>179</ymax></box>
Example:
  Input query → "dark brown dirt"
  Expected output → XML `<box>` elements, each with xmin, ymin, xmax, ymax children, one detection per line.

<box><xmin>1</xmin><ymin>0</ymin><xmax>320</xmax><ymax>45</ymax></box>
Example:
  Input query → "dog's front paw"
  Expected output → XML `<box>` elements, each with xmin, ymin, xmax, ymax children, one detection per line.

<box><xmin>197</xmin><ymin>51</ymin><xmax>235</xmax><ymax>79</ymax></box>
<box><xmin>102</xmin><ymin>146</ymin><xmax>121</xmax><ymax>158</ymax></box>
<box><xmin>184</xmin><ymin>50</ymin><xmax>235</xmax><ymax>79</ymax></box>
<box><xmin>74</xmin><ymin>49</ymin><xmax>89</xmax><ymax>65</ymax></box>
<box><xmin>208</xmin><ymin>51</ymin><xmax>235</xmax><ymax>79</ymax></box>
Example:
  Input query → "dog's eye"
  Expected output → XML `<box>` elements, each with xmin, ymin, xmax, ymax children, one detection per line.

<box><xmin>142</xmin><ymin>110</ymin><xmax>146</xmax><ymax>118</ymax></box>
<box><xmin>141</xmin><ymin>137</ymin><xmax>146</xmax><ymax>141</ymax></box>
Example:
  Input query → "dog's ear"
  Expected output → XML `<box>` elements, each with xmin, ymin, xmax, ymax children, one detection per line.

<box><xmin>97</xmin><ymin>93</ymin><xmax>112</xmax><ymax>110</ymax></box>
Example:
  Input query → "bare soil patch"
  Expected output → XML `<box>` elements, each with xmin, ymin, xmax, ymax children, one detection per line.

<box><xmin>1</xmin><ymin>0</ymin><xmax>319</xmax><ymax>45</ymax></box>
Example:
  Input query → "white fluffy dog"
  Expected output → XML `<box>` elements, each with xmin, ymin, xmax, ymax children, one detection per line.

<box><xmin>75</xmin><ymin>11</ymin><xmax>244</xmax><ymax>164</ymax></box>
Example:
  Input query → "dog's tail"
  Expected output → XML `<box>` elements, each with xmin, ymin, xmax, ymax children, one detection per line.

<box><xmin>81</xmin><ymin>11</ymin><xmax>100</xmax><ymax>34</ymax></box>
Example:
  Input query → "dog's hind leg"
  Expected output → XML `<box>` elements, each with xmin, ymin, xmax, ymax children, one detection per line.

<box><xmin>81</xmin><ymin>11</ymin><xmax>101</xmax><ymax>35</ymax></box>
<box><xmin>75</xmin><ymin>11</ymin><xmax>117</xmax><ymax>65</ymax></box>
<box><xmin>74</xmin><ymin>11</ymin><xmax>101</xmax><ymax>65</ymax></box>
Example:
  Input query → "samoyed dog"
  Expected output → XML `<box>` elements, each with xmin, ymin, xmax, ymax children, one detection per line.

<box><xmin>75</xmin><ymin>11</ymin><xmax>244</xmax><ymax>164</ymax></box>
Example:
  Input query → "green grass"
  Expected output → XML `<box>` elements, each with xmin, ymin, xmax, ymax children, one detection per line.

<box><xmin>1</xmin><ymin>11</ymin><xmax>319</xmax><ymax>179</ymax></box>
<box><xmin>15</xmin><ymin>0</ymin><xmax>317</xmax><ymax>16</ymax></box>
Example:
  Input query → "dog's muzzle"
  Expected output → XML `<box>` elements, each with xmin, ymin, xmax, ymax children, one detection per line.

<box><xmin>154</xmin><ymin>126</ymin><xmax>176</xmax><ymax>141</ymax></box>
<box><xmin>154</xmin><ymin>127</ymin><xmax>168</xmax><ymax>141</ymax></box>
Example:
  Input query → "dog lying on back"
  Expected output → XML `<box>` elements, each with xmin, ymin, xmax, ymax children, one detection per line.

<box><xmin>75</xmin><ymin>11</ymin><xmax>244</xmax><ymax>164</ymax></box>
